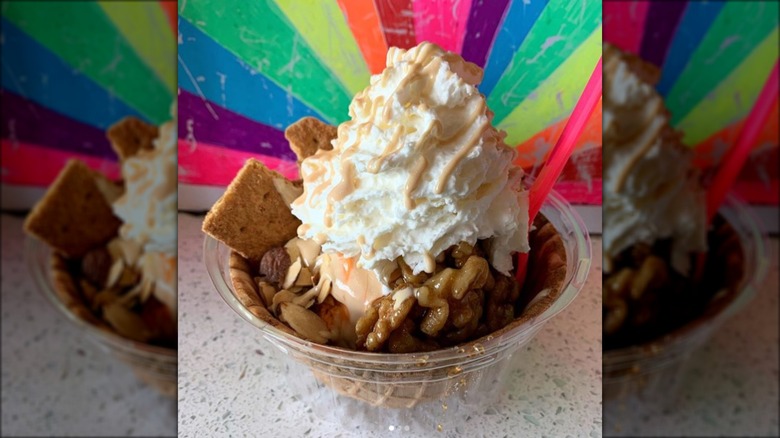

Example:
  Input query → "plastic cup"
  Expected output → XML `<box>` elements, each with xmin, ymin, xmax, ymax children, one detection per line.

<box><xmin>602</xmin><ymin>194</ymin><xmax>769</xmax><ymax>407</ymax></box>
<box><xmin>25</xmin><ymin>237</ymin><xmax>178</xmax><ymax>397</ymax></box>
<box><xmin>203</xmin><ymin>188</ymin><xmax>592</xmax><ymax>432</ymax></box>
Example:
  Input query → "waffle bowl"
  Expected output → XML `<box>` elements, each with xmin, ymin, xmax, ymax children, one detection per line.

<box><xmin>204</xmin><ymin>187</ymin><xmax>590</xmax><ymax>429</ymax></box>
<box><xmin>602</xmin><ymin>194</ymin><xmax>768</xmax><ymax>404</ymax></box>
<box><xmin>26</xmin><ymin>236</ymin><xmax>177</xmax><ymax>397</ymax></box>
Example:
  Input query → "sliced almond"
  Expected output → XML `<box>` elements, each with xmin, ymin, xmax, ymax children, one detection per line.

<box><xmin>92</xmin><ymin>289</ymin><xmax>121</xmax><ymax>310</ymax></box>
<box><xmin>278</xmin><ymin>302</ymin><xmax>330</xmax><ymax>344</ymax></box>
<box><xmin>273</xmin><ymin>177</ymin><xmax>304</xmax><ymax>208</ymax></box>
<box><xmin>296</xmin><ymin>239</ymin><xmax>321</xmax><ymax>268</ymax></box>
<box><xmin>79</xmin><ymin>278</ymin><xmax>98</xmax><ymax>303</ymax></box>
<box><xmin>271</xmin><ymin>289</ymin><xmax>297</xmax><ymax>314</ymax></box>
<box><xmin>284</xmin><ymin>238</ymin><xmax>302</xmax><ymax>264</ymax></box>
<box><xmin>254</xmin><ymin>278</ymin><xmax>277</xmax><ymax>308</ymax></box>
<box><xmin>103</xmin><ymin>301</ymin><xmax>153</xmax><ymax>342</ymax></box>
<box><xmin>282</xmin><ymin>257</ymin><xmax>302</xmax><ymax>289</ymax></box>
<box><xmin>105</xmin><ymin>258</ymin><xmax>125</xmax><ymax>289</ymax></box>
<box><xmin>295</xmin><ymin>266</ymin><xmax>313</xmax><ymax>287</ymax></box>
<box><xmin>117</xmin><ymin>267</ymin><xmax>139</xmax><ymax>288</ymax></box>
<box><xmin>293</xmin><ymin>287</ymin><xmax>320</xmax><ymax>309</ymax></box>
<box><xmin>316</xmin><ymin>276</ymin><xmax>332</xmax><ymax>303</ymax></box>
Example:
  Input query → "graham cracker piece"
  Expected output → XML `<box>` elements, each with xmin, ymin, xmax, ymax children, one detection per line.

<box><xmin>107</xmin><ymin>116</ymin><xmax>159</xmax><ymax>161</ymax></box>
<box><xmin>24</xmin><ymin>160</ymin><xmax>122</xmax><ymax>258</ymax></box>
<box><xmin>284</xmin><ymin>117</ymin><xmax>337</xmax><ymax>164</ymax></box>
<box><xmin>202</xmin><ymin>158</ymin><xmax>302</xmax><ymax>264</ymax></box>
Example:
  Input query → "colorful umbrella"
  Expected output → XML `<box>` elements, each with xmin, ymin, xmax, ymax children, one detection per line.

<box><xmin>177</xmin><ymin>0</ymin><xmax>603</xmax><ymax>205</ymax></box>
<box><xmin>604</xmin><ymin>1</ymin><xmax>779</xmax><ymax>205</ymax></box>
<box><xmin>1</xmin><ymin>1</ymin><xmax>177</xmax><ymax>198</ymax></box>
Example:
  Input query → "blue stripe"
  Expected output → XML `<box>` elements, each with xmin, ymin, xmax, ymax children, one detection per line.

<box><xmin>0</xmin><ymin>18</ymin><xmax>147</xmax><ymax>129</ymax></box>
<box><xmin>656</xmin><ymin>1</ymin><xmax>725</xmax><ymax>96</ymax></box>
<box><xmin>178</xmin><ymin>18</ymin><xmax>327</xmax><ymax>130</ymax></box>
<box><xmin>480</xmin><ymin>0</ymin><xmax>549</xmax><ymax>97</ymax></box>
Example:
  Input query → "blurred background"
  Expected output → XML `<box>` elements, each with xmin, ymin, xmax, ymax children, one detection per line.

<box><xmin>603</xmin><ymin>1</ymin><xmax>778</xmax><ymax>436</ymax></box>
<box><xmin>176</xmin><ymin>0</ymin><xmax>603</xmax><ymax>231</ymax></box>
<box><xmin>1</xmin><ymin>2</ymin><xmax>177</xmax><ymax>436</ymax></box>
<box><xmin>604</xmin><ymin>0</ymin><xmax>779</xmax><ymax>231</ymax></box>
<box><xmin>1</xmin><ymin>1</ymin><xmax>177</xmax><ymax>209</ymax></box>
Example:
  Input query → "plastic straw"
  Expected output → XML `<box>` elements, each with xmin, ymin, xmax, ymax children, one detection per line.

<box><xmin>705</xmin><ymin>60</ymin><xmax>779</xmax><ymax>224</ymax></box>
<box><xmin>516</xmin><ymin>57</ymin><xmax>602</xmax><ymax>284</ymax></box>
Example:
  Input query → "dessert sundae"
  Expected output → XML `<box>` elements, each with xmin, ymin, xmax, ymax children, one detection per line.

<box><xmin>24</xmin><ymin>107</ymin><xmax>177</xmax><ymax>350</ymax></box>
<box><xmin>602</xmin><ymin>43</ymin><xmax>745</xmax><ymax>350</ymax></box>
<box><xmin>203</xmin><ymin>42</ymin><xmax>569</xmax><ymax>354</ymax></box>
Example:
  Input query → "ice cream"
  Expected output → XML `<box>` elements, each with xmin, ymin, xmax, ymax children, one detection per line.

<box><xmin>112</xmin><ymin>104</ymin><xmax>178</xmax><ymax>314</ymax></box>
<box><xmin>291</xmin><ymin>42</ymin><xmax>529</xmax><ymax>285</ymax></box>
<box><xmin>602</xmin><ymin>43</ymin><xmax>706</xmax><ymax>275</ymax></box>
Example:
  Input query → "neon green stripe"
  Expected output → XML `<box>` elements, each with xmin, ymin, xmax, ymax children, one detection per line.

<box><xmin>273</xmin><ymin>0</ymin><xmax>369</xmax><ymax>95</ymax></box>
<box><xmin>487</xmin><ymin>0</ymin><xmax>601</xmax><ymax>124</ymax></box>
<box><xmin>3</xmin><ymin>1</ymin><xmax>173</xmax><ymax>123</ymax></box>
<box><xmin>666</xmin><ymin>1</ymin><xmax>778</xmax><ymax>125</ymax></box>
<box><xmin>180</xmin><ymin>0</ymin><xmax>353</xmax><ymax>123</ymax></box>
<box><xmin>677</xmin><ymin>27</ymin><xmax>779</xmax><ymax>146</ymax></box>
<box><xmin>497</xmin><ymin>27</ymin><xmax>602</xmax><ymax>146</ymax></box>
<box><xmin>99</xmin><ymin>2</ymin><xmax>176</xmax><ymax>94</ymax></box>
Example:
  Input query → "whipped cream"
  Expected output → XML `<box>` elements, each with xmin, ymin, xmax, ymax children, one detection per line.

<box><xmin>291</xmin><ymin>42</ymin><xmax>529</xmax><ymax>284</ymax></box>
<box><xmin>603</xmin><ymin>44</ymin><xmax>706</xmax><ymax>275</ymax></box>
<box><xmin>112</xmin><ymin>104</ymin><xmax>177</xmax><ymax>313</ymax></box>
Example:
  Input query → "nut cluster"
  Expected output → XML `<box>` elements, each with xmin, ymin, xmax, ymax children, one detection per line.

<box><xmin>250</xmin><ymin>238</ymin><xmax>522</xmax><ymax>353</ymax></box>
<box><xmin>73</xmin><ymin>238</ymin><xmax>175</xmax><ymax>346</ymax></box>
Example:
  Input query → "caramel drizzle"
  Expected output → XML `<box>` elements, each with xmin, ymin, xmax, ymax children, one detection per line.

<box><xmin>612</xmin><ymin>102</ymin><xmax>665</xmax><ymax>193</ymax></box>
<box><xmin>404</xmin><ymin>155</ymin><xmax>429</xmax><ymax>209</ymax></box>
<box><xmin>367</xmin><ymin>125</ymin><xmax>404</xmax><ymax>173</ymax></box>
<box><xmin>435</xmin><ymin>104</ymin><xmax>488</xmax><ymax>194</ymax></box>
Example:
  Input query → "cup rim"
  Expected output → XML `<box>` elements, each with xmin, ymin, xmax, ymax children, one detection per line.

<box><xmin>603</xmin><ymin>192</ymin><xmax>769</xmax><ymax>366</ymax></box>
<box><xmin>203</xmin><ymin>187</ymin><xmax>592</xmax><ymax>366</ymax></box>
<box><xmin>25</xmin><ymin>236</ymin><xmax>177</xmax><ymax>359</ymax></box>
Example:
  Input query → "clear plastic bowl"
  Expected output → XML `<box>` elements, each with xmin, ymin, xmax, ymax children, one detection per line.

<box><xmin>603</xmin><ymin>194</ymin><xmax>769</xmax><ymax>405</ymax></box>
<box><xmin>204</xmin><ymin>188</ymin><xmax>592</xmax><ymax>433</ymax></box>
<box><xmin>26</xmin><ymin>237</ymin><xmax>177</xmax><ymax>397</ymax></box>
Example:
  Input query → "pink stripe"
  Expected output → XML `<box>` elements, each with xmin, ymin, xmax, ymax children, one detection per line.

<box><xmin>553</xmin><ymin>180</ymin><xmax>602</xmax><ymax>205</ymax></box>
<box><xmin>1</xmin><ymin>140</ymin><xmax>119</xmax><ymax>186</ymax></box>
<box><xmin>178</xmin><ymin>140</ymin><xmax>299</xmax><ymax>186</ymax></box>
<box><xmin>453</xmin><ymin>0</ymin><xmax>473</xmax><ymax>53</ymax></box>
<box><xmin>603</xmin><ymin>1</ymin><xmax>650</xmax><ymax>54</ymax></box>
<box><xmin>414</xmin><ymin>0</ymin><xmax>471</xmax><ymax>52</ymax></box>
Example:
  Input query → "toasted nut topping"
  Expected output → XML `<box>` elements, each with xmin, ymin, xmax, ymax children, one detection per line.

<box><xmin>278</xmin><ymin>302</ymin><xmax>330</xmax><ymax>344</ymax></box>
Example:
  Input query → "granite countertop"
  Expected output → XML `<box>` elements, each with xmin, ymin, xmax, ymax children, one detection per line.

<box><xmin>0</xmin><ymin>214</ymin><xmax>177</xmax><ymax>437</ymax></box>
<box><xmin>177</xmin><ymin>212</ymin><xmax>603</xmax><ymax>437</ymax></box>
<box><xmin>604</xmin><ymin>235</ymin><xmax>779</xmax><ymax>437</ymax></box>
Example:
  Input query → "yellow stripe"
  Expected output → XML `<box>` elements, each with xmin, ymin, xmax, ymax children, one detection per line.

<box><xmin>497</xmin><ymin>26</ymin><xmax>602</xmax><ymax>146</ymax></box>
<box><xmin>273</xmin><ymin>0</ymin><xmax>370</xmax><ymax>95</ymax></box>
<box><xmin>99</xmin><ymin>2</ymin><xmax>176</xmax><ymax>94</ymax></box>
<box><xmin>676</xmin><ymin>27</ymin><xmax>779</xmax><ymax>146</ymax></box>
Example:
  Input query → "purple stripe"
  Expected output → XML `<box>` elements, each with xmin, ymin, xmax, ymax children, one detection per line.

<box><xmin>639</xmin><ymin>2</ymin><xmax>688</xmax><ymax>67</ymax></box>
<box><xmin>460</xmin><ymin>0</ymin><xmax>511</xmax><ymax>68</ymax></box>
<box><xmin>1</xmin><ymin>90</ymin><xmax>114</xmax><ymax>159</ymax></box>
<box><xmin>177</xmin><ymin>90</ymin><xmax>296</xmax><ymax>161</ymax></box>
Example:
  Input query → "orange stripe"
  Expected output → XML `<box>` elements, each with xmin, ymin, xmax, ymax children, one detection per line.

<box><xmin>160</xmin><ymin>1</ymin><xmax>177</xmax><ymax>34</ymax></box>
<box><xmin>693</xmin><ymin>99</ymin><xmax>779</xmax><ymax>168</ymax></box>
<box><xmin>513</xmin><ymin>99</ymin><xmax>603</xmax><ymax>169</ymax></box>
<box><xmin>337</xmin><ymin>0</ymin><xmax>388</xmax><ymax>74</ymax></box>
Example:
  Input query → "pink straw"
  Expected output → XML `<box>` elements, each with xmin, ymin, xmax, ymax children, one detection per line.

<box><xmin>516</xmin><ymin>57</ymin><xmax>603</xmax><ymax>284</ymax></box>
<box><xmin>693</xmin><ymin>59</ymin><xmax>778</xmax><ymax>280</ymax></box>
<box><xmin>705</xmin><ymin>60</ymin><xmax>779</xmax><ymax>224</ymax></box>
<box><xmin>528</xmin><ymin>58</ymin><xmax>603</xmax><ymax>222</ymax></box>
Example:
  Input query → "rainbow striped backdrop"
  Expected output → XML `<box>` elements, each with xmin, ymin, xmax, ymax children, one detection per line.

<box><xmin>1</xmin><ymin>1</ymin><xmax>177</xmax><ymax>188</ymax></box>
<box><xmin>178</xmin><ymin>0</ymin><xmax>603</xmax><ymax>204</ymax></box>
<box><xmin>605</xmin><ymin>1</ymin><xmax>779</xmax><ymax>205</ymax></box>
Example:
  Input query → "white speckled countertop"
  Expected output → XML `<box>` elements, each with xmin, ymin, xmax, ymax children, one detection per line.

<box><xmin>603</xmin><ymin>234</ymin><xmax>779</xmax><ymax>437</ymax></box>
<box><xmin>0</xmin><ymin>214</ymin><xmax>177</xmax><ymax>437</ymax></box>
<box><xmin>177</xmin><ymin>212</ymin><xmax>603</xmax><ymax>437</ymax></box>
